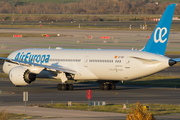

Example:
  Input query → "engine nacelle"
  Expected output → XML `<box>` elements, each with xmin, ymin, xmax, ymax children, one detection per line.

<box><xmin>9</xmin><ymin>66</ymin><xmax>36</xmax><ymax>86</ymax></box>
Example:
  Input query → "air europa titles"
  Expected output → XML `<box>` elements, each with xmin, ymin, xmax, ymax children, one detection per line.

<box><xmin>15</xmin><ymin>52</ymin><xmax>50</xmax><ymax>64</ymax></box>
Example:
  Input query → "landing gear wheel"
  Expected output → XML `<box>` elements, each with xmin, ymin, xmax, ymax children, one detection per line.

<box><xmin>68</xmin><ymin>84</ymin><xmax>73</xmax><ymax>90</ymax></box>
<box><xmin>62</xmin><ymin>84</ymin><xmax>68</xmax><ymax>90</ymax></box>
<box><xmin>57</xmin><ymin>84</ymin><xmax>62</xmax><ymax>90</ymax></box>
<box><xmin>100</xmin><ymin>83</ymin><xmax>104</xmax><ymax>90</ymax></box>
<box><xmin>104</xmin><ymin>84</ymin><xmax>110</xmax><ymax>90</ymax></box>
<box><xmin>111</xmin><ymin>83</ymin><xmax>116</xmax><ymax>90</ymax></box>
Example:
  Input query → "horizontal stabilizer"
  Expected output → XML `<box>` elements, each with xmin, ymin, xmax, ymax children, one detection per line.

<box><xmin>172</xmin><ymin>58</ymin><xmax>180</xmax><ymax>62</ymax></box>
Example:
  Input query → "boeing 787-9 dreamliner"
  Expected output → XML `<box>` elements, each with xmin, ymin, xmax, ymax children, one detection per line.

<box><xmin>0</xmin><ymin>4</ymin><xmax>179</xmax><ymax>90</ymax></box>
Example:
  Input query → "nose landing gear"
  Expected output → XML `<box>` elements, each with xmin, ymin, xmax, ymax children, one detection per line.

<box><xmin>57</xmin><ymin>72</ymin><xmax>74</xmax><ymax>90</ymax></box>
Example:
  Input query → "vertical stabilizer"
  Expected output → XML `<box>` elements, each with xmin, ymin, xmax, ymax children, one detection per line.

<box><xmin>141</xmin><ymin>4</ymin><xmax>176</xmax><ymax>55</ymax></box>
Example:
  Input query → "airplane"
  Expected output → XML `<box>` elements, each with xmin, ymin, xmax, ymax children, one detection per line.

<box><xmin>0</xmin><ymin>4</ymin><xmax>179</xmax><ymax>91</ymax></box>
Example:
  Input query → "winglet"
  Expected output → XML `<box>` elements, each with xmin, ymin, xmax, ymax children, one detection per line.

<box><xmin>141</xmin><ymin>4</ymin><xmax>176</xmax><ymax>55</ymax></box>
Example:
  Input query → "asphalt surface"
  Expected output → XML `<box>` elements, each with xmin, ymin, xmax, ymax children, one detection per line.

<box><xmin>0</xmin><ymin>78</ymin><xmax>180</xmax><ymax>106</ymax></box>
<box><xmin>1</xmin><ymin>79</ymin><xmax>180</xmax><ymax>119</ymax></box>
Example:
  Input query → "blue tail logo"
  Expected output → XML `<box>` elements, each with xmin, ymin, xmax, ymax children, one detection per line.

<box><xmin>142</xmin><ymin>4</ymin><xmax>176</xmax><ymax>55</ymax></box>
<box><xmin>154</xmin><ymin>27</ymin><xmax>167</xmax><ymax>43</ymax></box>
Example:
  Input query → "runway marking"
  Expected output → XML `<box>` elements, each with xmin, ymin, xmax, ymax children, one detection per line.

<box><xmin>114</xmin><ymin>92</ymin><xmax>118</xmax><ymax>95</ymax></box>
<box><xmin>105</xmin><ymin>91</ymin><xmax>119</xmax><ymax>96</ymax></box>
<box><xmin>95</xmin><ymin>90</ymin><xmax>118</xmax><ymax>96</ymax></box>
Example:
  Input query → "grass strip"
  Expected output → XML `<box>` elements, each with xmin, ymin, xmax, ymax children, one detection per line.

<box><xmin>122</xmin><ymin>75</ymin><xmax>180</xmax><ymax>88</ymax></box>
<box><xmin>0</xmin><ymin>24</ymin><xmax>166</xmax><ymax>31</ymax></box>
<box><xmin>0</xmin><ymin>73</ymin><xmax>9</xmax><ymax>78</ymax></box>
<box><xmin>0</xmin><ymin>33</ymin><xmax>58</xmax><ymax>37</ymax></box>
<box><xmin>30</xmin><ymin>41</ymin><xmax>142</xmax><ymax>48</ymax></box>
<box><xmin>37</xmin><ymin>103</ymin><xmax>180</xmax><ymax>115</ymax></box>
<box><xmin>0</xmin><ymin>24</ymin><xmax>179</xmax><ymax>31</ymax></box>
<box><xmin>0</xmin><ymin>110</ymin><xmax>41</xmax><ymax>119</ymax></box>
<box><xmin>7</xmin><ymin>44</ymin><xmax>56</xmax><ymax>48</ymax></box>
<box><xmin>165</xmin><ymin>51</ymin><xmax>180</xmax><ymax>54</ymax></box>
<box><xmin>0</xmin><ymin>54</ymin><xmax>9</xmax><ymax>57</ymax></box>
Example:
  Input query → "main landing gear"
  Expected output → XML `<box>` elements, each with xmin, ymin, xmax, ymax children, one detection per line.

<box><xmin>98</xmin><ymin>81</ymin><xmax>118</xmax><ymax>90</ymax></box>
<box><xmin>57</xmin><ymin>72</ymin><xmax>75</xmax><ymax>90</ymax></box>
<box><xmin>57</xmin><ymin>84</ymin><xmax>73</xmax><ymax>90</ymax></box>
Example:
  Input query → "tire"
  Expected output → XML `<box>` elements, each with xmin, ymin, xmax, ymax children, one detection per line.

<box><xmin>111</xmin><ymin>83</ymin><xmax>116</xmax><ymax>90</ymax></box>
<box><xmin>62</xmin><ymin>84</ymin><xmax>68</xmax><ymax>90</ymax></box>
<box><xmin>68</xmin><ymin>84</ymin><xmax>73</xmax><ymax>90</ymax></box>
<box><xmin>57</xmin><ymin>84</ymin><xmax>62</xmax><ymax>90</ymax></box>
<box><xmin>104</xmin><ymin>84</ymin><xmax>110</xmax><ymax>90</ymax></box>
<box><xmin>100</xmin><ymin>83</ymin><xmax>104</xmax><ymax>90</ymax></box>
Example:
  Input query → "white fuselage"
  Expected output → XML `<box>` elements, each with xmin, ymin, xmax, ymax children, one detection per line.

<box><xmin>3</xmin><ymin>48</ymin><xmax>170</xmax><ymax>81</ymax></box>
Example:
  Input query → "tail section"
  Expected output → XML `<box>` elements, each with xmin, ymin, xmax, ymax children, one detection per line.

<box><xmin>141</xmin><ymin>4</ymin><xmax>176</xmax><ymax>55</ymax></box>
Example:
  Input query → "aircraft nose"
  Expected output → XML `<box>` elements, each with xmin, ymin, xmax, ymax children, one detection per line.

<box><xmin>169</xmin><ymin>59</ymin><xmax>176</xmax><ymax>66</ymax></box>
<box><xmin>3</xmin><ymin>62</ymin><xmax>10</xmax><ymax>74</ymax></box>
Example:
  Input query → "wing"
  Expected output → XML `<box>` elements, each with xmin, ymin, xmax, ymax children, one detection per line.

<box><xmin>0</xmin><ymin>57</ymin><xmax>80</xmax><ymax>75</ymax></box>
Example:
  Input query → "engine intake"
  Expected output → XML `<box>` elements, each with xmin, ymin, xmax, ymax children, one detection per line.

<box><xmin>24</xmin><ymin>70</ymin><xmax>36</xmax><ymax>83</ymax></box>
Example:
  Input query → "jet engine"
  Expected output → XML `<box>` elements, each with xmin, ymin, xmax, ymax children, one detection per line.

<box><xmin>9</xmin><ymin>66</ymin><xmax>36</xmax><ymax>86</ymax></box>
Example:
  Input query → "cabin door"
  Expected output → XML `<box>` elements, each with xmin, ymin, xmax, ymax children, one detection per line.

<box><xmin>124</xmin><ymin>56</ymin><xmax>131</xmax><ymax>79</ymax></box>
<box><xmin>84</xmin><ymin>56</ymin><xmax>89</xmax><ymax>67</ymax></box>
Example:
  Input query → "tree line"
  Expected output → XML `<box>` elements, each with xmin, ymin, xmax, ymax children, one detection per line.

<box><xmin>0</xmin><ymin>0</ymin><xmax>179</xmax><ymax>14</ymax></box>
